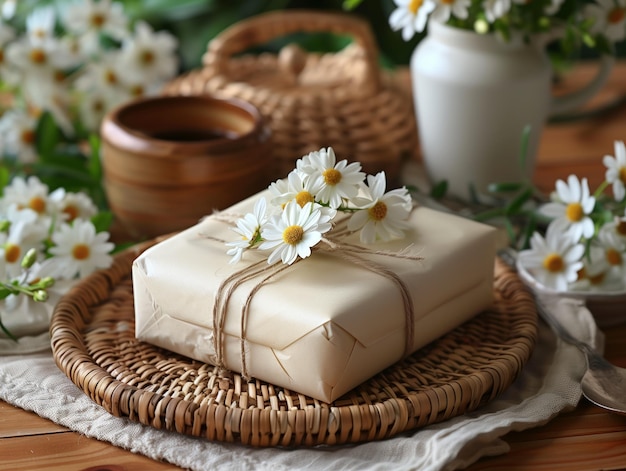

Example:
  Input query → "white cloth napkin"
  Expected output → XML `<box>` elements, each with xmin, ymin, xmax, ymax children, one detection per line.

<box><xmin>0</xmin><ymin>297</ymin><xmax>601</xmax><ymax>471</ymax></box>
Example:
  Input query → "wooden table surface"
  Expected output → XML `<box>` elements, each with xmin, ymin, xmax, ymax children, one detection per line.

<box><xmin>2</xmin><ymin>62</ymin><xmax>626</xmax><ymax>471</ymax></box>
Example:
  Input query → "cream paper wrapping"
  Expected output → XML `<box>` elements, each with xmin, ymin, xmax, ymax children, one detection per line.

<box><xmin>133</xmin><ymin>190</ymin><xmax>497</xmax><ymax>403</ymax></box>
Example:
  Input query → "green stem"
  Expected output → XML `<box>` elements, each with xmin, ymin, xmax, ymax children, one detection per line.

<box><xmin>593</xmin><ymin>180</ymin><xmax>610</xmax><ymax>200</ymax></box>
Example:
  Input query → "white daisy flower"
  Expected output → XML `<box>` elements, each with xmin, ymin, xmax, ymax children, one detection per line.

<box><xmin>603</xmin><ymin>140</ymin><xmax>626</xmax><ymax>201</ymax></box>
<box><xmin>0</xmin><ymin>208</ymin><xmax>47</xmax><ymax>278</ymax></box>
<box><xmin>596</xmin><ymin>224</ymin><xmax>626</xmax><ymax>276</ymax></box>
<box><xmin>0</xmin><ymin>109</ymin><xmax>38</xmax><ymax>163</ymax></box>
<box><xmin>584</xmin><ymin>0</ymin><xmax>626</xmax><ymax>42</ymax></box>
<box><xmin>259</xmin><ymin>201</ymin><xmax>332</xmax><ymax>265</ymax></box>
<box><xmin>63</xmin><ymin>0</ymin><xmax>128</xmax><ymax>53</ymax></box>
<box><xmin>483</xmin><ymin>0</ymin><xmax>512</xmax><ymax>22</ymax></box>
<box><xmin>389</xmin><ymin>0</ymin><xmax>437</xmax><ymax>41</ymax></box>
<box><xmin>602</xmin><ymin>215</ymin><xmax>626</xmax><ymax>245</ymax></box>
<box><xmin>518</xmin><ymin>222</ymin><xmax>585</xmax><ymax>291</ymax></box>
<box><xmin>308</xmin><ymin>147</ymin><xmax>365</xmax><ymax>209</ymax></box>
<box><xmin>117</xmin><ymin>21</ymin><xmax>178</xmax><ymax>84</ymax></box>
<box><xmin>1</xmin><ymin>176</ymin><xmax>54</xmax><ymax>220</ymax></box>
<box><xmin>347</xmin><ymin>172</ymin><xmax>412</xmax><ymax>244</ymax></box>
<box><xmin>268</xmin><ymin>170</ymin><xmax>324</xmax><ymax>209</ymax></box>
<box><xmin>26</xmin><ymin>6</ymin><xmax>56</xmax><ymax>44</ymax></box>
<box><xmin>48</xmin><ymin>220</ymin><xmax>114</xmax><ymax>279</ymax></box>
<box><xmin>431</xmin><ymin>0</ymin><xmax>471</xmax><ymax>22</ymax></box>
<box><xmin>539</xmin><ymin>174</ymin><xmax>596</xmax><ymax>242</ymax></box>
<box><xmin>49</xmin><ymin>189</ymin><xmax>98</xmax><ymax>223</ymax></box>
<box><xmin>568</xmin><ymin>246</ymin><xmax>617</xmax><ymax>292</ymax></box>
<box><xmin>226</xmin><ymin>197</ymin><xmax>269</xmax><ymax>264</ymax></box>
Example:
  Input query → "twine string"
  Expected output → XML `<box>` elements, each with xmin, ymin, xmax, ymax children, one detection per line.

<box><xmin>211</xmin><ymin>235</ymin><xmax>422</xmax><ymax>380</ymax></box>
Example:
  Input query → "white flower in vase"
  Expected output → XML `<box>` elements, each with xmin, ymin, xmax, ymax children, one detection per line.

<box><xmin>431</xmin><ymin>0</ymin><xmax>471</xmax><ymax>22</ymax></box>
<box><xmin>584</xmin><ymin>0</ymin><xmax>626</xmax><ymax>42</ymax></box>
<box><xmin>389</xmin><ymin>0</ymin><xmax>437</xmax><ymax>41</ymax></box>
<box><xmin>596</xmin><ymin>225</ymin><xmax>626</xmax><ymax>278</ymax></box>
<box><xmin>483</xmin><ymin>0</ymin><xmax>512</xmax><ymax>22</ymax></box>
<box><xmin>539</xmin><ymin>175</ymin><xmax>596</xmax><ymax>243</ymax></box>
<box><xmin>260</xmin><ymin>201</ymin><xmax>332</xmax><ymax>265</ymax></box>
<box><xmin>568</xmin><ymin>246</ymin><xmax>619</xmax><ymax>292</ymax></box>
<box><xmin>518</xmin><ymin>222</ymin><xmax>585</xmax><ymax>291</ymax></box>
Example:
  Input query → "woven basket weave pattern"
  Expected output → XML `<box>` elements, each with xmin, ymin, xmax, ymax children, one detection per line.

<box><xmin>163</xmin><ymin>11</ymin><xmax>418</xmax><ymax>183</ymax></box>
<box><xmin>50</xmin><ymin>240</ymin><xmax>537</xmax><ymax>447</ymax></box>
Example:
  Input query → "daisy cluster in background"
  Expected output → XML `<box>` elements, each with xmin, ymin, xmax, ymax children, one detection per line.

<box><xmin>519</xmin><ymin>140</ymin><xmax>626</xmax><ymax>293</ymax></box>
<box><xmin>0</xmin><ymin>0</ymin><xmax>179</xmax><ymax>208</ymax></box>
<box><xmin>387</xmin><ymin>0</ymin><xmax>625</xmax><ymax>55</ymax></box>
<box><xmin>226</xmin><ymin>147</ymin><xmax>413</xmax><ymax>266</ymax></box>
<box><xmin>0</xmin><ymin>175</ymin><xmax>114</xmax><ymax>340</ymax></box>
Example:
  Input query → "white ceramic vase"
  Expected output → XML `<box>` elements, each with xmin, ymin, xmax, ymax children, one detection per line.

<box><xmin>411</xmin><ymin>21</ymin><xmax>614</xmax><ymax>200</ymax></box>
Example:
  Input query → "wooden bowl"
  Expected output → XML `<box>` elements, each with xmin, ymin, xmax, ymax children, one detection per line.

<box><xmin>100</xmin><ymin>95</ymin><xmax>273</xmax><ymax>240</ymax></box>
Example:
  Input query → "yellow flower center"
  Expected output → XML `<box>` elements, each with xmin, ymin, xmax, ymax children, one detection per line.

<box><xmin>105</xmin><ymin>70</ymin><xmax>118</xmax><ymax>85</ymax></box>
<box><xmin>619</xmin><ymin>166</ymin><xmax>626</xmax><ymax>185</ymax></box>
<box><xmin>565</xmin><ymin>202</ymin><xmax>583</xmax><ymax>222</ymax></box>
<box><xmin>4</xmin><ymin>244</ymin><xmax>20</xmax><ymax>263</ymax></box>
<box><xmin>617</xmin><ymin>221</ymin><xmax>626</xmax><ymax>236</ymax></box>
<box><xmin>21</xmin><ymin>129</ymin><xmax>35</xmax><ymax>144</ymax></box>
<box><xmin>92</xmin><ymin>99</ymin><xmax>105</xmax><ymax>114</ymax></box>
<box><xmin>295</xmin><ymin>191</ymin><xmax>314</xmax><ymax>208</ymax></box>
<box><xmin>542</xmin><ymin>253</ymin><xmax>564</xmax><ymax>273</ymax></box>
<box><xmin>63</xmin><ymin>205</ymin><xmax>79</xmax><ymax>222</ymax></box>
<box><xmin>72</xmin><ymin>244</ymin><xmax>91</xmax><ymax>261</ymax></box>
<box><xmin>368</xmin><ymin>201</ymin><xmax>388</xmax><ymax>221</ymax></box>
<box><xmin>606</xmin><ymin>248</ymin><xmax>622</xmax><ymax>266</ymax></box>
<box><xmin>140</xmin><ymin>50</ymin><xmax>155</xmax><ymax>65</ymax></box>
<box><xmin>29</xmin><ymin>48</ymin><xmax>47</xmax><ymax>64</ymax></box>
<box><xmin>28</xmin><ymin>196</ymin><xmax>46</xmax><ymax>214</ymax></box>
<box><xmin>130</xmin><ymin>85</ymin><xmax>144</xmax><ymax>97</ymax></box>
<box><xmin>409</xmin><ymin>0</ymin><xmax>423</xmax><ymax>14</ymax></box>
<box><xmin>323</xmin><ymin>168</ymin><xmax>342</xmax><ymax>186</ymax></box>
<box><xmin>90</xmin><ymin>13</ymin><xmax>106</xmax><ymax>28</ymax></box>
<box><xmin>282</xmin><ymin>225</ymin><xmax>304</xmax><ymax>245</ymax></box>
<box><xmin>589</xmin><ymin>272</ymin><xmax>606</xmax><ymax>285</ymax></box>
<box><xmin>608</xmin><ymin>7</ymin><xmax>625</xmax><ymax>25</ymax></box>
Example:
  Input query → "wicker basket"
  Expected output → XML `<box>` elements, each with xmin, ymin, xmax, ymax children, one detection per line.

<box><xmin>163</xmin><ymin>10</ymin><xmax>418</xmax><ymax>185</ymax></box>
<box><xmin>50</xmin><ymin>239</ymin><xmax>537</xmax><ymax>447</ymax></box>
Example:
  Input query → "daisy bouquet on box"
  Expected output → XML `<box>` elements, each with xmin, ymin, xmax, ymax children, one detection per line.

<box><xmin>225</xmin><ymin>147</ymin><xmax>414</xmax><ymax>266</ymax></box>
<box><xmin>0</xmin><ymin>0</ymin><xmax>178</xmax><ymax>206</ymax></box>
<box><xmin>0</xmin><ymin>175</ymin><xmax>114</xmax><ymax>340</ymax></box>
<box><xmin>518</xmin><ymin>140</ymin><xmax>626</xmax><ymax>293</ymax></box>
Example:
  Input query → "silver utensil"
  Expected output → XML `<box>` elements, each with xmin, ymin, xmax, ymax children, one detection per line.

<box><xmin>499</xmin><ymin>248</ymin><xmax>626</xmax><ymax>415</ymax></box>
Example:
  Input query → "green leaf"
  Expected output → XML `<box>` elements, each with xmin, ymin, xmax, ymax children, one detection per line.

<box><xmin>505</xmin><ymin>187</ymin><xmax>533</xmax><ymax>216</ymax></box>
<box><xmin>35</xmin><ymin>112</ymin><xmax>61</xmax><ymax>160</ymax></box>
<box><xmin>88</xmin><ymin>134</ymin><xmax>102</xmax><ymax>181</ymax></box>
<box><xmin>91</xmin><ymin>211</ymin><xmax>113</xmax><ymax>233</ymax></box>
<box><xmin>429</xmin><ymin>180</ymin><xmax>448</xmax><ymax>199</ymax></box>
<box><xmin>0</xmin><ymin>165</ymin><xmax>9</xmax><ymax>196</ymax></box>
<box><xmin>343</xmin><ymin>0</ymin><xmax>364</xmax><ymax>10</ymax></box>
<box><xmin>518</xmin><ymin>124</ymin><xmax>532</xmax><ymax>171</ymax></box>
<box><xmin>487</xmin><ymin>182</ymin><xmax>524</xmax><ymax>193</ymax></box>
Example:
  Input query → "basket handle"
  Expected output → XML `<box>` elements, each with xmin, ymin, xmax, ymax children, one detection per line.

<box><xmin>203</xmin><ymin>10</ymin><xmax>381</xmax><ymax>91</ymax></box>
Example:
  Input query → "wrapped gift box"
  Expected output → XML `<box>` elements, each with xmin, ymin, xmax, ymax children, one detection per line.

<box><xmin>133</xmin><ymin>190</ymin><xmax>497</xmax><ymax>403</ymax></box>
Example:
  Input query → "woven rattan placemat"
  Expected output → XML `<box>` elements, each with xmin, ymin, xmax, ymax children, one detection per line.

<box><xmin>50</xmin><ymin>240</ymin><xmax>537</xmax><ymax>447</ymax></box>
